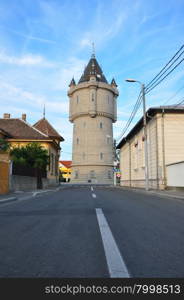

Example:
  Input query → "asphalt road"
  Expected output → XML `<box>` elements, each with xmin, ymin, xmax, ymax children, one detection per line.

<box><xmin>0</xmin><ymin>186</ymin><xmax>184</xmax><ymax>278</ymax></box>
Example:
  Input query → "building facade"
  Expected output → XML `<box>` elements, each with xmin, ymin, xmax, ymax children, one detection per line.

<box><xmin>116</xmin><ymin>107</ymin><xmax>184</xmax><ymax>190</ymax></box>
<box><xmin>59</xmin><ymin>160</ymin><xmax>72</xmax><ymax>182</ymax></box>
<box><xmin>68</xmin><ymin>54</ymin><xmax>118</xmax><ymax>184</ymax></box>
<box><xmin>0</xmin><ymin>113</ymin><xmax>64</xmax><ymax>192</ymax></box>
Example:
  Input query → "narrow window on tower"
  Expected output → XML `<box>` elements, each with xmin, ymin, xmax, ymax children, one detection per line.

<box><xmin>92</xmin><ymin>93</ymin><xmax>94</xmax><ymax>101</ymax></box>
<box><xmin>108</xmin><ymin>170</ymin><xmax>112</xmax><ymax>179</ymax></box>
<box><xmin>100</xmin><ymin>152</ymin><xmax>103</xmax><ymax>160</ymax></box>
<box><xmin>100</xmin><ymin>122</ymin><xmax>103</xmax><ymax>129</ymax></box>
<box><xmin>107</xmin><ymin>136</ymin><xmax>110</xmax><ymax>144</ymax></box>
<box><xmin>90</xmin><ymin>170</ymin><xmax>95</xmax><ymax>178</ymax></box>
<box><xmin>77</xmin><ymin>96</ymin><xmax>79</xmax><ymax>104</ymax></box>
<box><xmin>107</xmin><ymin>95</ymin><xmax>110</xmax><ymax>104</ymax></box>
<box><xmin>76</xmin><ymin>137</ymin><xmax>79</xmax><ymax>145</ymax></box>
<box><xmin>75</xmin><ymin>170</ymin><xmax>78</xmax><ymax>179</ymax></box>
<box><xmin>83</xmin><ymin>152</ymin><xmax>85</xmax><ymax>160</ymax></box>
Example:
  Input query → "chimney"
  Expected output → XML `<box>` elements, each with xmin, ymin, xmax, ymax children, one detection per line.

<box><xmin>22</xmin><ymin>114</ymin><xmax>26</xmax><ymax>121</ymax></box>
<box><xmin>3</xmin><ymin>113</ymin><xmax>10</xmax><ymax>119</ymax></box>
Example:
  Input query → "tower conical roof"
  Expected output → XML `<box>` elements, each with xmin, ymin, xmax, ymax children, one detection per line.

<box><xmin>78</xmin><ymin>56</ymin><xmax>108</xmax><ymax>84</ymax></box>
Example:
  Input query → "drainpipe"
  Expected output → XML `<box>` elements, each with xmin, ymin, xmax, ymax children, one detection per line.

<box><xmin>161</xmin><ymin>109</ymin><xmax>167</xmax><ymax>189</ymax></box>
<box><xmin>128</xmin><ymin>140</ymin><xmax>131</xmax><ymax>187</ymax></box>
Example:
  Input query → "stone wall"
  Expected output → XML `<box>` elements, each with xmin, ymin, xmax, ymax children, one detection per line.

<box><xmin>10</xmin><ymin>175</ymin><xmax>58</xmax><ymax>191</ymax></box>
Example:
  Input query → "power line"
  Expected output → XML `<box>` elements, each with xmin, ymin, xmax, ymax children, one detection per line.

<box><xmin>117</xmin><ymin>44</ymin><xmax>184</xmax><ymax>142</ymax></box>
<box><xmin>116</xmin><ymin>92</ymin><xmax>142</xmax><ymax>142</ymax></box>
<box><xmin>174</xmin><ymin>96</ymin><xmax>184</xmax><ymax>106</ymax></box>
<box><xmin>145</xmin><ymin>57</ymin><xmax>184</xmax><ymax>94</ymax></box>
<box><xmin>162</xmin><ymin>84</ymin><xmax>184</xmax><ymax>105</ymax></box>
<box><xmin>145</xmin><ymin>44</ymin><xmax>184</xmax><ymax>92</ymax></box>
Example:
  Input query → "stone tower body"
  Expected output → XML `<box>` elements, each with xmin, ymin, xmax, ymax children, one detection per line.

<box><xmin>68</xmin><ymin>54</ymin><xmax>118</xmax><ymax>184</ymax></box>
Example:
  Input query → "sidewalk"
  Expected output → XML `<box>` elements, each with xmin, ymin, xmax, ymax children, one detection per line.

<box><xmin>0</xmin><ymin>186</ymin><xmax>61</xmax><ymax>204</ymax></box>
<box><xmin>117</xmin><ymin>186</ymin><xmax>184</xmax><ymax>200</ymax></box>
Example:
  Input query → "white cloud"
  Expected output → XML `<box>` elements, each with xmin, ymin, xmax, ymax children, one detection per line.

<box><xmin>52</xmin><ymin>57</ymin><xmax>86</xmax><ymax>91</ymax></box>
<box><xmin>0</xmin><ymin>51</ymin><xmax>54</xmax><ymax>67</ymax></box>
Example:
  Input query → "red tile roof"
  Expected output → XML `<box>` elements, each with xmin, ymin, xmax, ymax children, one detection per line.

<box><xmin>60</xmin><ymin>160</ymin><xmax>72</xmax><ymax>168</ymax></box>
<box><xmin>33</xmin><ymin>118</ymin><xmax>64</xmax><ymax>141</ymax></box>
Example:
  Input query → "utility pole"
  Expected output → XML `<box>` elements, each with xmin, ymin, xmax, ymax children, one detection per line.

<box><xmin>142</xmin><ymin>84</ymin><xmax>149</xmax><ymax>191</ymax></box>
<box><xmin>125</xmin><ymin>79</ymin><xmax>149</xmax><ymax>191</ymax></box>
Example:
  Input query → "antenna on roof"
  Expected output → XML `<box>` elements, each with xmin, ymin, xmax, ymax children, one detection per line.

<box><xmin>43</xmin><ymin>103</ymin><xmax>46</xmax><ymax>119</ymax></box>
<box><xmin>91</xmin><ymin>42</ymin><xmax>95</xmax><ymax>58</ymax></box>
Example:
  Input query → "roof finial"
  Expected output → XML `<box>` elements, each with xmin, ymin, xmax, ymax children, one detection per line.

<box><xmin>43</xmin><ymin>103</ymin><xmax>45</xmax><ymax>119</ymax></box>
<box><xmin>91</xmin><ymin>42</ymin><xmax>95</xmax><ymax>58</ymax></box>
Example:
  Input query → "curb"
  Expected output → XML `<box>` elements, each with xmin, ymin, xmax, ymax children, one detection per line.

<box><xmin>116</xmin><ymin>186</ymin><xmax>184</xmax><ymax>200</ymax></box>
<box><xmin>149</xmin><ymin>191</ymin><xmax>184</xmax><ymax>200</ymax></box>
<box><xmin>0</xmin><ymin>197</ymin><xmax>17</xmax><ymax>204</ymax></box>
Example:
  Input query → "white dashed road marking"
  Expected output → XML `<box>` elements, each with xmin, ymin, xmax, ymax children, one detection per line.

<box><xmin>96</xmin><ymin>208</ymin><xmax>130</xmax><ymax>278</ymax></box>
<box><xmin>91</xmin><ymin>186</ymin><xmax>94</xmax><ymax>191</ymax></box>
<box><xmin>92</xmin><ymin>193</ymin><xmax>97</xmax><ymax>198</ymax></box>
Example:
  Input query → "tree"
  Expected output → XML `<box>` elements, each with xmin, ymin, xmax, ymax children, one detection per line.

<box><xmin>0</xmin><ymin>139</ymin><xmax>10</xmax><ymax>152</ymax></box>
<box><xmin>10</xmin><ymin>142</ymin><xmax>49</xmax><ymax>189</ymax></box>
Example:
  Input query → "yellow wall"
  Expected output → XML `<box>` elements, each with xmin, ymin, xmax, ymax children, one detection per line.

<box><xmin>9</xmin><ymin>140</ymin><xmax>59</xmax><ymax>180</ymax></box>
<box><xmin>59</xmin><ymin>165</ymin><xmax>71</xmax><ymax>180</ymax></box>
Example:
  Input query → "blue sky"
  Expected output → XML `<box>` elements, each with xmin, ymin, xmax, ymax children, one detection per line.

<box><xmin>0</xmin><ymin>0</ymin><xmax>184</xmax><ymax>159</ymax></box>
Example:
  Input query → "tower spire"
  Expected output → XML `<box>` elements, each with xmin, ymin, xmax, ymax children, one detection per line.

<box><xmin>91</xmin><ymin>42</ymin><xmax>95</xmax><ymax>58</ymax></box>
<box><xmin>43</xmin><ymin>103</ymin><xmax>45</xmax><ymax>119</ymax></box>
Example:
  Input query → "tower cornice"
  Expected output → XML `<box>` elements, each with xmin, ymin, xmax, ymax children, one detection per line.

<box><xmin>69</xmin><ymin>111</ymin><xmax>116</xmax><ymax>122</ymax></box>
<box><xmin>68</xmin><ymin>81</ymin><xmax>119</xmax><ymax>97</ymax></box>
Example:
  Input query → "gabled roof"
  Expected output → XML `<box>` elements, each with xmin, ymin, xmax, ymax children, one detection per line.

<box><xmin>33</xmin><ymin>118</ymin><xmax>64</xmax><ymax>141</ymax></box>
<box><xmin>78</xmin><ymin>56</ymin><xmax>108</xmax><ymax>84</ymax></box>
<box><xmin>116</xmin><ymin>106</ymin><xmax>184</xmax><ymax>149</ymax></box>
<box><xmin>60</xmin><ymin>160</ymin><xmax>72</xmax><ymax>168</ymax></box>
<box><xmin>0</xmin><ymin>118</ymin><xmax>50</xmax><ymax>140</ymax></box>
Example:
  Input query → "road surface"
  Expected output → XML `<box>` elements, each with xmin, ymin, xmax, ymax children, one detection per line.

<box><xmin>0</xmin><ymin>186</ymin><xmax>184</xmax><ymax>278</ymax></box>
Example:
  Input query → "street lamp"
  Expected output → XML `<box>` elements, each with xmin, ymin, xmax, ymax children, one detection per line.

<box><xmin>125</xmin><ymin>78</ymin><xmax>149</xmax><ymax>191</ymax></box>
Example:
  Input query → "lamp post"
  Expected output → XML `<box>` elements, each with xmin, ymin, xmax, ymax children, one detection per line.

<box><xmin>125</xmin><ymin>79</ymin><xmax>149</xmax><ymax>191</ymax></box>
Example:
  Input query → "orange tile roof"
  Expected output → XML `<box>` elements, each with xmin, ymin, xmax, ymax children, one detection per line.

<box><xmin>60</xmin><ymin>160</ymin><xmax>72</xmax><ymax>168</ymax></box>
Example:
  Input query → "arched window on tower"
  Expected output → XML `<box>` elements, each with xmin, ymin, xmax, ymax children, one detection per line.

<box><xmin>100</xmin><ymin>122</ymin><xmax>103</xmax><ymax>129</ymax></box>
<box><xmin>76</xmin><ymin>138</ymin><xmax>79</xmax><ymax>145</ymax></box>
<box><xmin>100</xmin><ymin>153</ymin><xmax>103</xmax><ymax>160</ymax></box>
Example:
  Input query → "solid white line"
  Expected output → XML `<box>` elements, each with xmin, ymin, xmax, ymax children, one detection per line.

<box><xmin>91</xmin><ymin>186</ymin><xmax>94</xmax><ymax>191</ymax></box>
<box><xmin>92</xmin><ymin>193</ymin><xmax>96</xmax><ymax>198</ymax></box>
<box><xmin>96</xmin><ymin>208</ymin><xmax>130</xmax><ymax>278</ymax></box>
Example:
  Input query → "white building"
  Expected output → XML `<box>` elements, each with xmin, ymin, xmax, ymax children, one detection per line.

<box><xmin>116</xmin><ymin>106</ymin><xmax>184</xmax><ymax>190</ymax></box>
